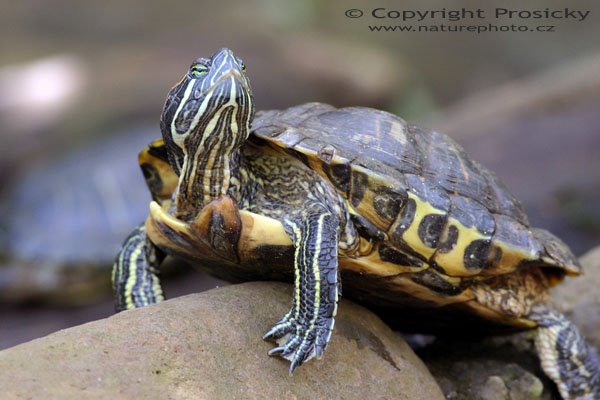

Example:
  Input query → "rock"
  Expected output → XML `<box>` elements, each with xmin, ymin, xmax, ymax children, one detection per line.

<box><xmin>480</xmin><ymin>376</ymin><xmax>509</xmax><ymax>400</ymax></box>
<box><xmin>552</xmin><ymin>245</ymin><xmax>600</xmax><ymax>349</ymax></box>
<box><xmin>418</xmin><ymin>338</ymin><xmax>556</xmax><ymax>400</ymax></box>
<box><xmin>0</xmin><ymin>282</ymin><xmax>443</xmax><ymax>400</ymax></box>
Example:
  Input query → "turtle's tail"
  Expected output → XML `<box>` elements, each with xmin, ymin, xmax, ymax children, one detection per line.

<box><xmin>529</xmin><ymin>305</ymin><xmax>600</xmax><ymax>399</ymax></box>
<box><xmin>533</xmin><ymin>228</ymin><xmax>581</xmax><ymax>276</ymax></box>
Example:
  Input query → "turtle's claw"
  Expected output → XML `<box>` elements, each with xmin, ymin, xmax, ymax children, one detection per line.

<box><xmin>268</xmin><ymin>346</ymin><xmax>286</xmax><ymax>356</ymax></box>
<box><xmin>288</xmin><ymin>337</ymin><xmax>315</xmax><ymax>374</ymax></box>
<box><xmin>279</xmin><ymin>335</ymin><xmax>303</xmax><ymax>359</ymax></box>
<box><xmin>266</xmin><ymin>313</ymin><xmax>334</xmax><ymax>373</ymax></box>
<box><xmin>263</xmin><ymin>318</ymin><xmax>295</xmax><ymax>341</ymax></box>
<box><xmin>263</xmin><ymin>310</ymin><xmax>296</xmax><ymax>340</ymax></box>
<box><xmin>315</xmin><ymin>340</ymin><xmax>325</xmax><ymax>359</ymax></box>
<box><xmin>289</xmin><ymin>352</ymin><xmax>306</xmax><ymax>374</ymax></box>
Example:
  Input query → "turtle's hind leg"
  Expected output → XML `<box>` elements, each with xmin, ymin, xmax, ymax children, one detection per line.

<box><xmin>112</xmin><ymin>223</ymin><xmax>165</xmax><ymax>311</ymax></box>
<box><xmin>530</xmin><ymin>305</ymin><xmax>600</xmax><ymax>399</ymax></box>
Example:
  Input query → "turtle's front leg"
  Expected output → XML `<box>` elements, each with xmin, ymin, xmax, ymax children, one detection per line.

<box><xmin>263</xmin><ymin>207</ymin><xmax>341</xmax><ymax>373</ymax></box>
<box><xmin>530</xmin><ymin>306</ymin><xmax>600</xmax><ymax>399</ymax></box>
<box><xmin>112</xmin><ymin>223</ymin><xmax>165</xmax><ymax>311</ymax></box>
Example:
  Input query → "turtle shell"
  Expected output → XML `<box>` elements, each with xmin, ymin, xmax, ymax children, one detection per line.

<box><xmin>246</xmin><ymin>103</ymin><xmax>581</xmax><ymax>331</ymax></box>
<box><xmin>251</xmin><ymin>103</ymin><xmax>579</xmax><ymax>273</ymax></box>
<box><xmin>146</xmin><ymin>102</ymin><xmax>580</xmax><ymax>333</ymax></box>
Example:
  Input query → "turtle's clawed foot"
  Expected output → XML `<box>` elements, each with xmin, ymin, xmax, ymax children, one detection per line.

<box><xmin>264</xmin><ymin>311</ymin><xmax>335</xmax><ymax>374</ymax></box>
<box><xmin>265</xmin><ymin>209</ymin><xmax>340</xmax><ymax>374</ymax></box>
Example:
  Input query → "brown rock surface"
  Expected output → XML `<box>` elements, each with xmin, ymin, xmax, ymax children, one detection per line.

<box><xmin>418</xmin><ymin>337</ymin><xmax>556</xmax><ymax>400</ymax></box>
<box><xmin>0</xmin><ymin>281</ymin><xmax>443</xmax><ymax>400</ymax></box>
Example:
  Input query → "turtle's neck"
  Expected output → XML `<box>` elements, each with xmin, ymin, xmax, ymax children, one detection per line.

<box><xmin>175</xmin><ymin>146</ymin><xmax>257</xmax><ymax>220</ymax></box>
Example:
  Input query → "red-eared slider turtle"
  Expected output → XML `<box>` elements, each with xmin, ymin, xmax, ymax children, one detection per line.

<box><xmin>0</xmin><ymin>129</ymin><xmax>158</xmax><ymax>304</ymax></box>
<box><xmin>113</xmin><ymin>48</ymin><xmax>600</xmax><ymax>399</ymax></box>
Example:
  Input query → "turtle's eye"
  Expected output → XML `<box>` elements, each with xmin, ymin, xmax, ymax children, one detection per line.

<box><xmin>190</xmin><ymin>63</ymin><xmax>209</xmax><ymax>78</ymax></box>
<box><xmin>236</xmin><ymin>57</ymin><xmax>246</xmax><ymax>71</ymax></box>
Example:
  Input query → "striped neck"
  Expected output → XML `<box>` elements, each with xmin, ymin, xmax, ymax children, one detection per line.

<box><xmin>175</xmin><ymin>146</ymin><xmax>247</xmax><ymax>219</ymax></box>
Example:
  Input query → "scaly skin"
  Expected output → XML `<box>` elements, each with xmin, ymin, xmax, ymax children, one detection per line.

<box><xmin>530</xmin><ymin>306</ymin><xmax>600</xmax><ymax>400</ymax></box>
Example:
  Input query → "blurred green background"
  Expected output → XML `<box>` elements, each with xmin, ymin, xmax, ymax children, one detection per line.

<box><xmin>1</xmin><ymin>0</ymin><xmax>599</xmax><ymax>349</ymax></box>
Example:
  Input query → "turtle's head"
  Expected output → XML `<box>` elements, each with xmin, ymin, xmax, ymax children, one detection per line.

<box><xmin>160</xmin><ymin>48</ymin><xmax>254</xmax><ymax>175</ymax></box>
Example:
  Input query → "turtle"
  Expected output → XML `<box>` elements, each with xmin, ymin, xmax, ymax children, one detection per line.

<box><xmin>112</xmin><ymin>48</ymin><xmax>600</xmax><ymax>399</ymax></box>
<box><xmin>0</xmin><ymin>128</ymin><xmax>157</xmax><ymax>304</ymax></box>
